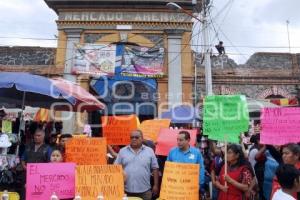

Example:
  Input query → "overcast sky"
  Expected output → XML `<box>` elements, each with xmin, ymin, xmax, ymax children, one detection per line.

<box><xmin>0</xmin><ymin>0</ymin><xmax>299</xmax><ymax>64</ymax></box>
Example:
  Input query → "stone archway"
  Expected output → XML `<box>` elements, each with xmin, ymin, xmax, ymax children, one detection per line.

<box><xmin>256</xmin><ymin>86</ymin><xmax>293</xmax><ymax>99</ymax></box>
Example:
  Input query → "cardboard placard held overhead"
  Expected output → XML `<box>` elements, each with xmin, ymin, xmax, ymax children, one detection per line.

<box><xmin>203</xmin><ymin>95</ymin><xmax>249</xmax><ymax>143</ymax></box>
<box><xmin>160</xmin><ymin>161</ymin><xmax>199</xmax><ymax>200</ymax></box>
<box><xmin>139</xmin><ymin>119</ymin><xmax>171</xmax><ymax>142</ymax></box>
<box><xmin>76</xmin><ymin>165</ymin><xmax>124</xmax><ymax>200</ymax></box>
<box><xmin>155</xmin><ymin>129</ymin><xmax>197</xmax><ymax>156</ymax></box>
<box><xmin>26</xmin><ymin>163</ymin><xmax>76</xmax><ymax>200</ymax></box>
<box><xmin>261</xmin><ymin>107</ymin><xmax>300</xmax><ymax>145</ymax></box>
<box><xmin>65</xmin><ymin>137</ymin><xmax>107</xmax><ymax>165</ymax></box>
<box><xmin>102</xmin><ymin>115</ymin><xmax>139</xmax><ymax>145</ymax></box>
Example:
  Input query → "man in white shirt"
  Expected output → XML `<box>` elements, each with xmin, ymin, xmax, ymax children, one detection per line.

<box><xmin>272</xmin><ymin>164</ymin><xmax>300</xmax><ymax>200</ymax></box>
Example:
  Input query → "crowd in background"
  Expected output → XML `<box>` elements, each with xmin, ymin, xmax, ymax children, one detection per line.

<box><xmin>0</xmin><ymin>119</ymin><xmax>300</xmax><ymax>200</ymax></box>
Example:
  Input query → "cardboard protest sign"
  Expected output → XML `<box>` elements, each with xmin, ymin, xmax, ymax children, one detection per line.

<box><xmin>76</xmin><ymin>165</ymin><xmax>124</xmax><ymax>200</ymax></box>
<box><xmin>261</xmin><ymin>107</ymin><xmax>300</xmax><ymax>145</ymax></box>
<box><xmin>72</xmin><ymin>134</ymin><xmax>88</xmax><ymax>138</ymax></box>
<box><xmin>26</xmin><ymin>163</ymin><xmax>76</xmax><ymax>200</ymax></box>
<box><xmin>102</xmin><ymin>115</ymin><xmax>139</xmax><ymax>145</ymax></box>
<box><xmin>65</xmin><ymin>137</ymin><xmax>107</xmax><ymax>165</ymax></box>
<box><xmin>203</xmin><ymin>95</ymin><xmax>249</xmax><ymax>143</ymax></box>
<box><xmin>139</xmin><ymin>119</ymin><xmax>171</xmax><ymax>141</ymax></box>
<box><xmin>155</xmin><ymin>129</ymin><xmax>197</xmax><ymax>156</ymax></box>
<box><xmin>160</xmin><ymin>161</ymin><xmax>199</xmax><ymax>200</ymax></box>
<box><xmin>1</xmin><ymin>120</ymin><xmax>12</xmax><ymax>133</ymax></box>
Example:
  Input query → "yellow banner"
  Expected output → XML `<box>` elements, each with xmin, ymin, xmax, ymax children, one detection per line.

<box><xmin>76</xmin><ymin>165</ymin><xmax>124</xmax><ymax>200</ymax></box>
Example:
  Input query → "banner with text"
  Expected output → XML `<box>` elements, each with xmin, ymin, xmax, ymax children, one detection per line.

<box><xmin>73</xmin><ymin>44</ymin><xmax>116</xmax><ymax>77</ymax></box>
<box><xmin>102</xmin><ymin>115</ymin><xmax>139</xmax><ymax>145</ymax></box>
<box><xmin>160</xmin><ymin>161</ymin><xmax>199</xmax><ymax>200</ymax></box>
<box><xmin>155</xmin><ymin>129</ymin><xmax>197</xmax><ymax>156</ymax></box>
<box><xmin>26</xmin><ymin>163</ymin><xmax>76</xmax><ymax>200</ymax></box>
<box><xmin>120</xmin><ymin>44</ymin><xmax>165</xmax><ymax>78</ymax></box>
<box><xmin>65</xmin><ymin>138</ymin><xmax>107</xmax><ymax>165</ymax></box>
<box><xmin>139</xmin><ymin>119</ymin><xmax>171</xmax><ymax>142</ymax></box>
<box><xmin>76</xmin><ymin>165</ymin><xmax>124</xmax><ymax>200</ymax></box>
<box><xmin>261</xmin><ymin>107</ymin><xmax>300</xmax><ymax>145</ymax></box>
<box><xmin>203</xmin><ymin>95</ymin><xmax>249</xmax><ymax>143</ymax></box>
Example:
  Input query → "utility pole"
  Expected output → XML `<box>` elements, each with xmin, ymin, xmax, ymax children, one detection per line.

<box><xmin>202</xmin><ymin>0</ymin><xmax>213</xmax><ymax>95</ymax></box>
<box><xmin>286</xmin><ymin>20</ymin><xmax>291</xmax><ymax>53</ymax></box>
<box><xmin>166</xmin><ymin>1</ymin><xmax>213</xmax><ymax>96</ymax></box>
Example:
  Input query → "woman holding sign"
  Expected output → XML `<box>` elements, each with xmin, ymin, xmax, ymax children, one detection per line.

<box><xmin>215</xmin><ymin>144</ymin><xmax>254</xmax><ymax>200</ymax></box>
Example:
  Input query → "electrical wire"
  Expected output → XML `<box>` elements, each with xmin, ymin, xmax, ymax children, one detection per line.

<box><xmin>1</xmin><ymin>37</ymin><xmax>300</xmax><ymax>49</ymax></box>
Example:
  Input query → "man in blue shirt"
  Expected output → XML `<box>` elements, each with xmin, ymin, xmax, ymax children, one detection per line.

<box><xmin>167</xmin><ymin>130</ymin><xmax>205</xmax><ymax>191</ymax></box>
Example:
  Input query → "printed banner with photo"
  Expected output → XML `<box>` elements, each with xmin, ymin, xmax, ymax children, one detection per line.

<box><xmin>120</xmin><ymin>45</ymin><xmax>165</xmax><ymax>78</ymax></box>
<box><xmin>73</xmin><ymin>44</ymin><xmax>116</xmax><ymax>77</ymax></box>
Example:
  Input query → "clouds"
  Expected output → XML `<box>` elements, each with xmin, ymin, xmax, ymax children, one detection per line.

<box><xmin>0</xmin><ymin>0</ymin><xmax>299</xmax><ymax>64</ymax></box>
<box><xmin>0</xmin><ymin>0</ymin><xmax>57</xmax><ymax>47</ymax></box>
<box><xmin>208</xmin><ymin>0</ymin><xmax>300</xmax><ymax>63</ymax></box>
<box><xmin>256</xmin><ymin>0</ymin><xmax>300</xmax><ymax>26</ymax></box>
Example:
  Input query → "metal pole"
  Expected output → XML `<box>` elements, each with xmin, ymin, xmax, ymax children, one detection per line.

<box><xmin>166</xmin><ymin>1</ymin><xmax>212</xmax><ymax>95</ymax></box>
<box><xmin>202</xmin><ymin>1</ymin><xmax>213</xmax><ymax>95</ymax></box>
<box><xmin>194</xmin><ymin>55</ymin><xmax>197</xmax><ymax>107</ymax></box>
<box><xmin>286</xmin><ymin>20</ymin><xmax>291</xmax><ymax>53</ymax></box>
<box><xmin>16</xmin><ymin>91</ymin><xmax>26</xmax><ymax>156</ymax></box>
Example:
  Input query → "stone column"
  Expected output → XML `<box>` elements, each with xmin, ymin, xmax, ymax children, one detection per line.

<box><xmin>165</xmin><ymin>29</ymin><xmax>184</xmax><ymax>108</ymax></box>
<box><xmin>62</xmin><ymin>28</ymin><xmax>82</xmax><ymax>134</ymax></box>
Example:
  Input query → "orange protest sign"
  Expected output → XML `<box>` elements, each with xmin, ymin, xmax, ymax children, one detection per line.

<box><xmin>139</xmin><ymin>119</ymin><xmax>171</xmax><ymax>142</ymax></box>
<box><xmin>102</xmin><ymin>115</ymin><xmax>139</xmax><ymax>145</ymax></box>
<box><xmin>76</xmin><ymin>165</ymin><xmax>124</xmax><ymax>200</ymax></box>
<box><xmin>160</xmin><ymin>161</ymin><xmax>199</xmax><ymax>200</ymax></box>
<box><xmin>72</xmin><ymin>134</ymin><xmax>88</xmax><ymax>138</ymax></box>
<box><xmin>65</xmin><ymin>137</ymin><xmax>107</xmax><ymax>165</ymax></box>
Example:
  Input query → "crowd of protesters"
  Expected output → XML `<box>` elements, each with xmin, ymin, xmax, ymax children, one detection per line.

<box><xmin>0</xmin><ymin>119</ymin><xmax>300</xmax><ymax>200</ymax></box>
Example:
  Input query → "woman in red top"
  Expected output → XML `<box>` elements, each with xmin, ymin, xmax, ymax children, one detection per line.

<box><xmin>215</xmin><ymin>144</ymin><xmax>254</xmax><ymax>200</ymax></box>
<box><xmin>271</xmin><ymin>143</ymin><xmax>300</xmax><ymax>199</ymax></box>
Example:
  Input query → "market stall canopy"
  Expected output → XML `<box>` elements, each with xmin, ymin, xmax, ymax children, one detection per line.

<box><xmin>0</xmin><ymin>72</ymin><xmax>105</xmax><ymax>112</ymax></box>
<box><xmin>247</xmin><ymin>98</ymin><xmax>279</xmax><ymax>113</ymax></box>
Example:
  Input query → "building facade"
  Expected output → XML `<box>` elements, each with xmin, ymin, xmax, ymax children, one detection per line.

<box><xmin>1</xmin><ymin>0</ymin><xmax>299</xmax><ymax>133</ymax></box>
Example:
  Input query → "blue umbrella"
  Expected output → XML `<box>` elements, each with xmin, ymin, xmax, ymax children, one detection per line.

<box><xmin>0</xmin><ymin>72</ymin><xmax>74</xmax><ymax>108</ymax></box>
<box><xmin>0</xmin><ymin>72</ymin><xmax>106</xmax><ymax>156</ymax></box>
<box><xmin>0</xmin><ymin>72</ymin><xmax>104</xmax><ymax>111</ymax></box>
<box><xmin>161</xmin><ymin>105</ymin><xmax>201</xmax><ymax>123</ymax></box>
